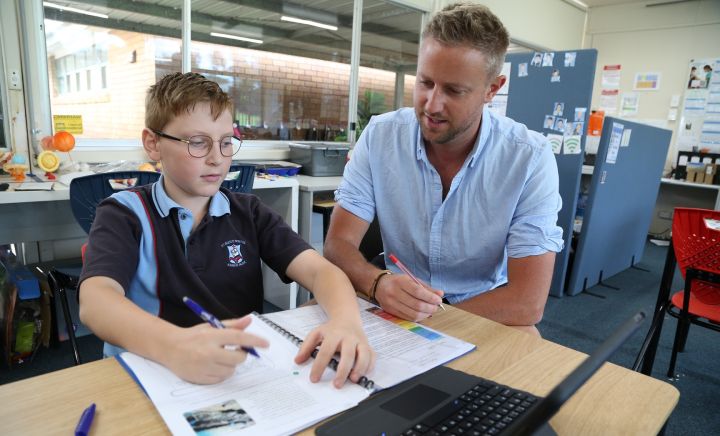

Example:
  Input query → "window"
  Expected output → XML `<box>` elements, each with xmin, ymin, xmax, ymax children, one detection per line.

<box><xmin>357</xmin><ymin>1</ymin><xmax>422</xmax><ymax>137</ymax></box>
<box><xmin>43</xmin><ymin>1</ymin><xmax>182</xmax><ymax>143</ymax></box>
<box><xmin>40</xmin><ymin>0</ymin><xmax>428</xmax><ymax>146</ymax></box>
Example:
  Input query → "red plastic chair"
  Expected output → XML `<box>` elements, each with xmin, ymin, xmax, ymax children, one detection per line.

<box><xmin>666</xmin><ymin>208</ymin><xmax>720</xmax><ymax>377</ymax></box>
<box><xmin>634</xmin><ymin>208</ymin><xmax>720</xmax><ymax>377</ymax></box>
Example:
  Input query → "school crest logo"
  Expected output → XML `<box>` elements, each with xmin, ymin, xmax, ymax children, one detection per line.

<box><xmin>221</xmin><ymin>240</ymin><xmax>247</xmax><ymax>267</ymax></box>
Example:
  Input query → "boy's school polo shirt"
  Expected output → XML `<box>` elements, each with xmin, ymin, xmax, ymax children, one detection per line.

<box><xmin>79</xmin><ymin>182</ymin><xmax>311</xmax><ymax>355</ymax></box>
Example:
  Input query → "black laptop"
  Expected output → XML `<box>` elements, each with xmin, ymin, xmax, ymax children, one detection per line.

<box><xmin>316</xmin><ymin>311</ymin><xmax>645</xmax><ymax>436</ymax></box>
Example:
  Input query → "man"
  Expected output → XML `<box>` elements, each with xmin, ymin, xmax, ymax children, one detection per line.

<box><xmin>324</xmin><ymin>3</ymin><xmax>563</xmax><ymax>335</ymax></box>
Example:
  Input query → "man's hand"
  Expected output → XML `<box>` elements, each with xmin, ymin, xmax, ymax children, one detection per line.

<box><xmin>295</xmin><ymin>319</ymin><xmax>375</xmax><ymax>389</ymax></box>
<box><xmin>375</xmin><ymin>274</ymin><xmax>444</xmax><ymax>322</ymax></box>
<box><xmin>164</xmin><ymin>316</ymin><xmax>269</xmax><ymax>385</ymax></box>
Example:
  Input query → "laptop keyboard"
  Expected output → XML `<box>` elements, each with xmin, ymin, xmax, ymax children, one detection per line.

<box><xmin>400</xmin><ymin>379</ymin><xmax>538</xmax><ymax>436</ymax></box>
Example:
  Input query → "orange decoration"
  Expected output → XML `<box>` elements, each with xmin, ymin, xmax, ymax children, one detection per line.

<box><xmin>40</xmin><ymin>136</ymin><xmax>54</xmax><ymax>150</ymax></box>
<box><xmin>53</xmin><ymin>131</ymin><xmax>75</xmax><ymax>152</ymax></box>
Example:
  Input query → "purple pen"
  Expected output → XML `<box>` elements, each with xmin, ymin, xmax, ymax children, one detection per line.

<box><xmin>183</xmin><ymin>296</ymin><xmax>260</xmax><ymax>357</ymax></box>
<box><xmin>74</xmin><ymin>403</ymin><xmax>95</xmax><ymax>436</ymax></box>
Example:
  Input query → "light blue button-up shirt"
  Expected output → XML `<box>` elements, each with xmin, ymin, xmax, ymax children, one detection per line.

<box><xmin>336</xmin><ymin>107</ymin><xmax>563</xmax><ymax>303</ymax></box>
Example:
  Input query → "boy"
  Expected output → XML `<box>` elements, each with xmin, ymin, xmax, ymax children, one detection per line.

<box><xmin>79</xmin><ymin>72</ymin><xmax>374</xmax><ymax>388</ymax></box>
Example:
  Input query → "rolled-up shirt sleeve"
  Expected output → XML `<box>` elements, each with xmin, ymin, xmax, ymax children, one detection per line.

<box><xmin>507</xmin><ymin>141</ymin><xmax>564</xmax><ymax>258</ymax></box>
<box><xmin>334</xmin><ymin>122</ymin><xmax>377</xmax><ymax>224</ymax></box>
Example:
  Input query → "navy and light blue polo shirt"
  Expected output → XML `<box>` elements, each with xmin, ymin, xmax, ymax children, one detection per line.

<box><xmin>79</xmin><ymin>177</ymin><xmax>311</xmax><ymax>356</ymax></box>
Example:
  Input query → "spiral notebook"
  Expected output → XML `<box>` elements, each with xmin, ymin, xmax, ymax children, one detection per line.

<box><xmin>118</xmin><ymin>298</ymin><xmax>475</xmax><ymax>436</ymax></box>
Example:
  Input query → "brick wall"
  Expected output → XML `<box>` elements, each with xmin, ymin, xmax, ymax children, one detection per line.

<box><xmin>49</xmin><ymin>30</ymin><xmax>156</xmax><ymax>140</ymax></box>
<box><xmin>50</xmin><ymin>33</ymin><xmax>416</xmax><ymax>141</ymax></box>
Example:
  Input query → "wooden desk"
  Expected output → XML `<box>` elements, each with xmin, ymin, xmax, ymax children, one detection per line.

<box><xmin>0</xmin><ymin>307</ymin><xmax>678</xmax><ymax>435</ymax></box>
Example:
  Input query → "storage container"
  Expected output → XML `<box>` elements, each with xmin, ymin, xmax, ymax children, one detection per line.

<box><xmin>289</xmin><ymin>142</ymin><xmax>350</xmax><ymax>176</ymax></box>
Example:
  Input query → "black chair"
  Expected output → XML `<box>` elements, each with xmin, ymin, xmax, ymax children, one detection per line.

<box><xmin>41</xmin><ymin>171</ymin><xmax>160</xmax><ymax>365</ymax></box>
<box><xmin>222</xmin><ymin>164</ymin><xmax>255</xmax><ymax>193</ymax></box>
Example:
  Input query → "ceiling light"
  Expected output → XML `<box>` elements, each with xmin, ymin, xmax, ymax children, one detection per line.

<box><xmin>281</xmin><ymin>15</ymin><xmax>338</xmax><ymax>31</ymax></box>
<box><xmin>43</xmin><ymin>2</ymin><xmax>109</xmax><ymax>19</ymax></box>
<box><xmin>210</xmin><ymin>32</ymin><xmax>263</xmax><ymax>44</ymax></box>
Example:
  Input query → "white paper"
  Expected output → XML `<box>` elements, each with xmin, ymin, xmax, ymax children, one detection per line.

<box><xmin>606</xmin><ymin>122</ymin><xmax>624</xmax><ymax>164</ymax></box>
<box><xmin>487</xmin><ymin>95</ymin><xmax>508</xmax><ymax>117</ymax></box>
<box><xmin>119</xmin><ymin>314</ymin><xmax>370</xmax><ymax>436</ymax></box>
<box><xmin>670</xmin><ymin>94</ymin><xmax>681</xmax><ymax>108</ymax></box>
<box><xmin>621</xmin><ymin>129</ymin><xmax>632</xmax><ymax>147</ymax></box>
<box><xmin>13</xmin><ymin>182</ymin><xmax>54</xmax><ymax>191</ymax></box>
<box><xmin>264</xmin><ymin>298</ymin><xmax>475</xmax><ymax>391</ymax></box>
<box><xmin>563</xmin><ymin>135</ymin><xmax>582</xmax><ymax>154</ymax></box>
<box><xmin>547</xmin><ymin>134</ymin><xmax>563</xmax><ymax>155</ymax></box>
<box><xmin>704</xmin><ymin>218</ymin><xmax>720</xmax><ymax>231</ymax></box>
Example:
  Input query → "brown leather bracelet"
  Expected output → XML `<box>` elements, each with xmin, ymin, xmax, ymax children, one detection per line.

<box><xmin>369</xmin><ymin>270</ymin><xmax>392</xmax><ymax>302</ymax></box>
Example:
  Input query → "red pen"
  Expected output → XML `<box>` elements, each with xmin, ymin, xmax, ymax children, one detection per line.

<box><xmin>388</xmin><ymin>254</ymin><xmax>445</xmax><ymax>310</ymax></box>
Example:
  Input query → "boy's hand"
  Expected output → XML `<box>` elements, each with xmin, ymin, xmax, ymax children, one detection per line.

<box><xmin>375</xmin><ymin>274</ymin><xmax>444</xmax><ymax>322</ymax></box>
<box><xmin>295</xmin><ymin>319</ymin><xmax>375</xmax><ymax>389</ymax></box>
<box><xmin>165</xmin><ymin>316</ymin><xmax>269</xmax><ymax>385</ymax></box>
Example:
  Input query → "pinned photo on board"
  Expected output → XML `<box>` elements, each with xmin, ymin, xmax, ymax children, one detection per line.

<box><xmin>574</xmin><ymin>107</ymin><xmax>587</xmax><ymax>122</ymax></box>
<box><xmin>688</xmin><ymin>64</ymin><xmax>713</xmax><ymax>89</ymax></box>
<box><xmin>531</xmin><ymin>52</ymin><xmax>543</xmax><ymax>67</ymax></box>
<box><xmin>553</xmin><ymin>102</ymin><xmax>564</xmax><ymax>117</ymax></box>
<box><xmin>518</xmin><ymin>63</ymin><xmax>528</xmax><ymax>77</ymax></box>
<box><xmin>542</xmin><ymin>52</ymin><xmax>555</xmax><ymax>67</ymax></box>
<box><xmin>551</xmin><ymin>69</ymin><xmax>561</xmax><ymax>82</ymax></box>
<box><xmin>573</xmin><ymin>122</ymin><xmax>585</xmax><ymax>135</ymax></box>
<box><xmin>565</xmin><ymin>121</ymin><xmax>575</xmax><ymax>136</ymax></box>
<box><xmin>564</xmin><ymin>52</ymin><xmax>577</xmax><ymax>67</ymax></box>
<box><xmin>554</xmin><ymin>118</ymin><xmax>567</xmax><ymax>132</ymax></box>
<box><xmin>544</xmin><ymin>115</ymin><xmax>556</xmax><ymax>129</ymax></box>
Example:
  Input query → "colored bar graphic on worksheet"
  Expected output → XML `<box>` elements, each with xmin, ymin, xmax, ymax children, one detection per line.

<box><xmin>367</xmin><ymin>307</ymin><xmax>442</xmax><ymax>340</ymax></box>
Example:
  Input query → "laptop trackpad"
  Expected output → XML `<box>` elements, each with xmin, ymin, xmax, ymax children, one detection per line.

<box><xmin>380</xmin><ymin>384</ymin><xmax>450</xmax><ymax>420</ymax></box>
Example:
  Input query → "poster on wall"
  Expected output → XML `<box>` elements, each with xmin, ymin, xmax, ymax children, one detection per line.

<box><xmin>601</xmin><ymin>64</ymin><xmax>622</xmax><ymax>89</ymax></box>
<box><xmin>633</xmin><ymin>72</ymin><xmax>661</xmax><ymax>91</ymax></box>
<box><xmin>687</xmin><ymin>60</ymin><xmax>714</xmax><ymax>89</ymax></box>
<box><xmin>600</xmin><ymin>89</ymin><xmax>618</xmax><ymax>114</ymax></box>
<box><xmin>620</xmin><ymin>93</ymin><xmax>639</xmax><ymax>116</ymax></box>
<box><xmin>678</xmin><ymin>58</ymin><xmax>720</xmax><ymax>152</ymax></box>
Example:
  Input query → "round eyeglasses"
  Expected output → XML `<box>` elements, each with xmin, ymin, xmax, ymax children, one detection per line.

<box><xmin>151</xmin><ymin>129</ymin><xmax>242</xmax><ymax>158</ymax></box>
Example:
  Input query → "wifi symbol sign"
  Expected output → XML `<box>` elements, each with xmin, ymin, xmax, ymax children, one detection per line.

<box><xmin>564</xmin><ymin>136</ymin><xmax>581</xmax><ymax>154</ymax></box>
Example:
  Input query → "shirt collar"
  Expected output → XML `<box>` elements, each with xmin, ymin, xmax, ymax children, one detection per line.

<box><xmin>151</xmin><ymin>175</ymin><xmax>231</xmax><ymax>218</ymax></box>
<box><xmin>415</xmin><ymin>105</ymin><xmax>493</xmax><ymax>168</ymax></box>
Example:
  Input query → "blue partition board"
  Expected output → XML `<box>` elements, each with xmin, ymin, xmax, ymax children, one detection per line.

<box><xmin>505</xmin><ymin>49</ymin><xmax>597</xmax><ymax>296</ymax></box>
<box><xmin>566</xmin><ymin>117</ymin><xmax>671</xmax><ymax>296</ymax></box>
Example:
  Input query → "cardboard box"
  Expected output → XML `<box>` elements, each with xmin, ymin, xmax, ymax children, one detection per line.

<box><xmin>686</xmin><ymin>162</ymin><xmax>705</xmax><ymax>183</ymax></box>
<box><xmin>704</xmin><ymin>163</ymin><xmax>717</xmax><ymax>185</ymax></box>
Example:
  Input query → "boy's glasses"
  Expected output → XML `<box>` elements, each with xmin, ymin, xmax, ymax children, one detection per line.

<box><xmin>151</xmin><ymin>129</ymin><xmax>242</xmax><ymax>158</ymax></box>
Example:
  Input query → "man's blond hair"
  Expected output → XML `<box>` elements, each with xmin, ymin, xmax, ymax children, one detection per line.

<box><xmin>422</xmin><ymin>3</ymin><xmax>509</xmax><ymax>79</ymax></box>
<box><xmin>145</xmin><ymin>72</ymin><xmax>232</xmax><ymax>130</ymax></box>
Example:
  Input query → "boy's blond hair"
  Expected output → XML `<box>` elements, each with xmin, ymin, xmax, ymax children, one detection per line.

<box><xmin>145</xmin><ymin>72</ymin><xmax>233</xmax><ymax>130</ymax></box>
<box><xmin>422</xmin><ymin>3</ymin><xmax>509</xmax><ymax>79</ymax></box>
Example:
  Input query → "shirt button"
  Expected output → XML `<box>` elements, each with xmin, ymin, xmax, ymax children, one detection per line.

<box><xmin>180</xmin><ymin>213</ymin><xmax>187</xmax><ymax>220</ymax></box>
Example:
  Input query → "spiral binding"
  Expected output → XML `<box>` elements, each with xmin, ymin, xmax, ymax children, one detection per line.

<box><xmin>255</xmin><ymin>312</ymin><xmax>376</xmax><ymax>391</ymax></box>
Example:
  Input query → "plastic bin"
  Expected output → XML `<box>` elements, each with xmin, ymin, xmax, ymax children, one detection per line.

<box><xmin>289</xmin><ymin>142</ymin><xmax>350</xmax><ymax>176</ymax></box>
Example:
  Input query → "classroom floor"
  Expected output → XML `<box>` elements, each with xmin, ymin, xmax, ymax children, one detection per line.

<box><xmin>1</xmin><ymin>241</ymin><xmax>717</xmax><ymax>435</ymax></box>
